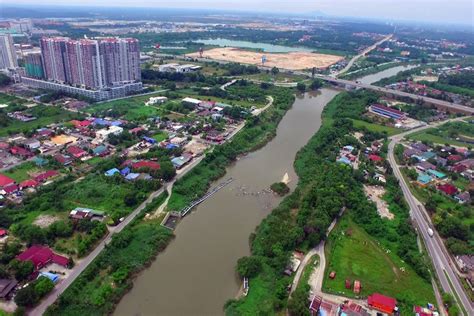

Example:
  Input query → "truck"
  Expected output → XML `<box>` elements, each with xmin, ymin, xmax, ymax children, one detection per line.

<box><xmin>427</xmin><ymin>228</ymin><xmax>434</xmax><ymax>237</ymax></box>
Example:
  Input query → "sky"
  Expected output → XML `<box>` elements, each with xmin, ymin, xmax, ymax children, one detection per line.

<box><xmin>5</xmin><ymin>0</ymin><xmax>474</xmax><ymax>26</ymax></box>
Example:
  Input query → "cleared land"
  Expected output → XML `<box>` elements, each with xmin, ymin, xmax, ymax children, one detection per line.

<box><xmin>189</xmin><ymin>47</ymin><xmax>344</xmax><ymax>70</ymax></box>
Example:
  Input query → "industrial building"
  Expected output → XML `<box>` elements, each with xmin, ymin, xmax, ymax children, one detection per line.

<box><xmin>369</xmin><ymin>104</ymin><xmax>407</xmax><ymax>120</ymax></box>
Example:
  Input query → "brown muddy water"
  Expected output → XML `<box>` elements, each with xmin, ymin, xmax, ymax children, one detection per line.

<box><xmin>114</xmin><ymin>89</ymin><xmax>338</xmax><ymax>316</ymax></box>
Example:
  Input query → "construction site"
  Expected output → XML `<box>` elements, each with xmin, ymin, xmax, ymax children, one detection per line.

<box><xmin>188</xmin><ymin>47</ymin><xmax>344</xmax><ymax>70</ymax></box>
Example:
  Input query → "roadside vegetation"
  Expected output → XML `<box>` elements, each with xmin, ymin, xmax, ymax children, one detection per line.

<box><xmin>45</xmin><ymin>193</ymin><xmax>172</xmax><ymax>316</ymax></box>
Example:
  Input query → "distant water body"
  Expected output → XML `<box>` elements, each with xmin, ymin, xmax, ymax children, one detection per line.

<box><xmin>194</xmin><ymin>38</ymin><xmax>314</xmax><ymax>53</ymax></box>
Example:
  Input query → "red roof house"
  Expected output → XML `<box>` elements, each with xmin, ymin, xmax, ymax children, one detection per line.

<box><xmin>19</xmin><ymin>179</ymin><xmax>39</xmax><ymax>189</ymax></box>
<box><xmin>0</xmin><ymin>229</ymin><xmax>7</xmax><ymax>237</ymax></box>
<box><xmin>0</xmin><ymin>174</ymin><xmax>15</xmax><ymax>188</ymax></box>
<box><xmin>17</xmin><ymin>245</ymin><xmax>69</xmax><ymax>270</ymax></box>
<box><xmin>67</xmin><ymin>145</ymin><xmax>87</xmax><ymax>159</ymax></box>
<box><xmin>3</xmin><ymin>184</ymin><xmax>18</xmax><ymax>194</ymax></box>
<box><xmin>367</xmin><ymin>293</ymin><xmax>397</xmax><ymax>314</ymax></box>
<box><xmin>10</xmin><ymin>146</ymin><xmax>34</xmax><ymax>158</ymax></box>
<box><xmin>131</xmin><ymin>160</ymin><xmax>160</xmax><ymax>170</ymax></box>
<box><xmin>70</xmin><ymin>120</ymin><xmax>92</xmax><ymax>128</ymax></box>
<box><xmin>448</xmin><ymin>155</ymin><xmax>463</xmax><ymax>162</ymax></box>
<box><xmin>437</xmin><ymin>183</ymin><xmax>457</xmax><ymax>196</ymax></box>
<box><xmin>34</xmin><ymin>170</ymin><xmax>59</xmax><ymax>182</ymax></box>
<box><xmin>368</xmin><ymin>154</ymin><xmax>383</xmax><ymax>162</ymax></box>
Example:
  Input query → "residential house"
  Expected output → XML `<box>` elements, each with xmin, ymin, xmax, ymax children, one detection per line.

<box><xmin>92</xmin><ymin>145</ymin><xmax>109</xmax><ymax>157</ymax></box>
<box><xmin>66</xmin><ymin>145</ymin><xmax>87</xmax><ymax>159</ymax></box>
<box><xmin>0</xmin><ymin>279</ymin><xmax>18</xmax><ymax>299</ymax></box>
<box><xmin>421</xmin><ymin>151</ymin><xmax>436</xmax><ymax>161</ymax></box>
<box><xmin>416</xmin><ymin>161</ymin><xmax>436</xmax><ymax>172</ymax></box>
<box><xmin>427</xmin><ymin>169</ymin><xmax>446</xmax><ymax>179</ymax></box>
<box><xmin>417</xmin><ymin>174</ymin><xmax>433</xmax><ymax>186</ymax></box>
<box><xmin>54</xmin><ymin>154</ymin><xmax>73</xmax><ymax>166</ymax></box>
<box><xmin>437</xmin><ymin>183</ymin><xmax>457</xmax><ymax>196</ymax></box>
<box><xmin>0</xmin><ymin>175</ymin><xmax>15</xmax><ymax>188</ymax></box>
<box><xmin>10</xmin><ymin>146</ymin><xmax>34</xmax><ymax>158</ymax></box>
<box><xmin>95</xmin><ymin>126</ymin><xmax>123</xmax><ymax>141</ymax></box>
<box><xmin>23</xmin><ymin>138</ymin><xmax>41</xmax><ymax>150</ymax></box>
<box><xmin>19</xmin><ymin>179</ymin><xmax>39</xmax><ymax>190</ymax></box>
<box><xmin>403</xmin><ymin>148</ymin><xmax>423</xmax><ymax>159</ymax></box>
<box><xmin>455</xmin><ymin>192</ymin><xmax>471</xmax><ymax>204</ymax></box>
<box><xmin>411</xmin><ymin>142</ymin><xmax>429</xmax><ymax>152</ymax></box>
<box><xmin>34</xmin><ymin>170</ymin><xmax>59</xmax><ymax>182</ymax></box>
<box><xmin>367</xmin><ymin>293</ymin><xmax>397</xmax><ymax>315</ymax></box>
<box><xmin>17</xmin><ymin>245</ymin><xmax>69</xmax><ymax>271</ymax></box>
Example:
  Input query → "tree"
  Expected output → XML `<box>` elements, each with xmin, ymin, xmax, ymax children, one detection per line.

<box><xmin>296</xmin><ymin>82</ymin><xmax>306</xmax><ymax>92</ymax></box>
<box><xmin>236</xmin><ymin>256</ymin><xmax>262</xmax><ymax>278</ymax></box>
<box><xmin>34</xmin><ymin>276</ymin><xmax>54</xmax><ymax>297</ymax></box>
<box><xmin>11</xmin><ymin>260</ymin><xmax>34</xmax><ymax>281</ymax></box>
<box><xmin>271</xmin><ymin>67</ymin><xmax>279</xmax><ymax>76</ymax></box>
<box><xmin>309</xmin><ymin>79</ymin><xmax>323</xmax><ymax>90</ymax></box>
<box><xmin>15</xmin><ymin>284</ymin><xmax>38</xmax><ymax>307</ymax></box>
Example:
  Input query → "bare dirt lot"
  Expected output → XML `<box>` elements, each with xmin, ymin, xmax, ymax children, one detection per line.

<box><xmin>189</xmin><ymin>47</ymin><xmax>344</xmax><ymax>70</ymax></box>
<box><xmin>363</xmin><ymin>185</ymin><xmax>394</xmax><ymax>220</ymax></box>
<box><xmin>33</xmin><ymin>214</ymin><xmax>61</xmax><ymax>228</ymax></box>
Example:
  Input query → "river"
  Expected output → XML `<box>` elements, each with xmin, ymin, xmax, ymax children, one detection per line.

<box><xmin>356</xmin><ymin>64</ymin><xmax>418</xmax><ymax>85</ymax></box>
<box><xmin>114</xmin><ymin>89</ymin><xmax>338</xmax><ymax>316</ymax></box>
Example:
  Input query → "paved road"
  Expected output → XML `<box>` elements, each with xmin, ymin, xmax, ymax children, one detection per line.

<box><xmin>334</xmin><ymin>34</ymin><xmax>393</xmax><ymax>77</ymax></box>
<box><xmin>387</xmin><ymin>119</ymin><xmax>474</xmax><ymax>315</ymax></box>
<box><xmin>29</xmin><ymin>153</ymin><xmax>205</xmax><ymax>316</ymax></box>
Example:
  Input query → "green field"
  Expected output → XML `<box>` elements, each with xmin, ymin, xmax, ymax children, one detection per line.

<box><xmin>3</xmin><ymin>161</ymin><xmax>41</xmax><ymax>182</ymax></box>
<box><xmin>0</xmin><ymin>104</ymin><xmax>77</xmax><ymax>136</ymax></box>
<box><xmin>323</xmin><ymin>217</ymin><xmax>435</xmax><ymax>314</ymax></box>
<box><xmin>86</xmin><ymin>92</ymin><xmax>166</xmax><ymax>121</ymax></box>
<box><xmin>152</xmin><ymin>131</ymin><xmax>169</xmax><ymax>142</ymax></box>
<box><xmin>352</xmin><ymin>119</ymin><xmax>401</xmax><ymax>136</ymax></box>
<box><xmin>408</xmin><ymin>122</ymin><xmax>474</xmax><ymax>147</ymax></box>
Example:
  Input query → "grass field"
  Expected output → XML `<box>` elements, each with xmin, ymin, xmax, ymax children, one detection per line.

<box><xmin>408</xmin><ymin>129</ymin><xmax>473</xmax><ymax>147</ymax></box>
<box><xmin>152</xmin><ymin>131</ymin><xmax>168</xmax><ymax>142</ymax></box>
<box><xmin>3</xmin><ymin>161</ymin><xmax>41</xmax><ymax>182</ymax></box>
<box><xmin>86</xmin><ymin>92</ymin><xmax>166</xmax><ymax>122</ymax></box>
<box><xmin>323</xmin><ymin>217</ymin><xmax>435</xmax><ymax>314</ymax></box>
<box><xmin>0</xmin><ymin>104</ymin><xmax>76</xmax><ymax>136</ymax></box>
<box><xmin>352</xmin><ymin>119</ymin><xmax>401</xmax><ymax>136</ymax></box>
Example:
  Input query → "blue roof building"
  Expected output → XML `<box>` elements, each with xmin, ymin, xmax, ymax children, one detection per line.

<box><xmin>143</xmin><ymin>136</ymin><xmax>157</xmax><ymax>144</ymax></box>
<box><xmin>417</xmin><ymin>173</ymin><xmax>432</xmax><ymax>185</ymax></box>
<box><xmin>93</xmin><ymin>145</ymin><xmax>108</xmax><ymax>156</ymax></box>
<box><xmin>337</xmin><ymin>156</ymin><xmax>351</xmax><ymax>165</ymax></box>
<box><xmin>104</xmin><ymin>168</ymin><xmax>120</xmax><ymax>176</ymax></box>
<box><xmin>39</xmin><ymin>272</ymin><xmax>59</xmax><ymax>283</ymax></box>
<box><xmin>421</xmin><ymin>151</ymin><xmax>436</xmax><ymax>161</ymax></box>
<box><xmin>166</xmin><ymin>143</ymin><xmax>179</xmax><ymax>150</ymax></box>
<box><xmin>427</xmin><ymin>169</ymin><xmax>447</xmax><ymax>179</ymax></box>
<box><xmin>120</xmin><ymin>167</ymin><xmax>131</xmax><ymax>176</ymax></box>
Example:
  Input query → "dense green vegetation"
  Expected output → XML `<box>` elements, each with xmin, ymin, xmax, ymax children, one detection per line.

<box><xmin>45</xmin><ymin>193</ymin><xmax>173</xmax><ymax>316</ymax></box>
<box><xmin>439</xmin><ymin>71</ymin><xmax>474</xmax><ymax>90</ymax></box>
<box><xmin>167</xmin><ymin>84</ymin><xmax>295</xmax><ymax>211</ymax></box>
<box><xmin>270</xmin><ymin>182</ymin><xmax>290</xmax><ymax>196</ymax></box>
<box><xmin>15</xmin><ymin>276</ymin><xmax>55</xmax><ymax>308</ymax></box>
<box><xmin>225</xmin><ymin>90</ymin><xmax>434</xmax><ymax>315</ymax></box>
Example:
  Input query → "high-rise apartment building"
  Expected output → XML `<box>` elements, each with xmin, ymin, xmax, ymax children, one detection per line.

<box><xmin>0</xmin><ymin>34</ymin><xmax>18</xmax><ymax>70</ymax></box>
<box><xmin>38</xmin><ymin>37</ymin><xmax>140</xmax><ymax>90</ymax></box>
<box><xmin>24</xmin><ymin>52</ymin><xmax>44</xmax><ymax>79</ymax></box>
<box><xmin>40</xmin><ymin>37</ymin><xmax>70</xmax><ymax>83</ymax></box>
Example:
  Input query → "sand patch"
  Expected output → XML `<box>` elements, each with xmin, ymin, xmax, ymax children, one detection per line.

<box><xmin>363</xmin><ymin>185</ymin><xmax>394</xmax><ymax>220</ymax></box>
<box><xmin>33</xmin><ymin>214</ymin><xmax>60</xmax><ymax>228</ymax></box>
<box><xmin>189</xmin><ymin>47</ymin><xmax>344</xmax><ymax>70</ymax></box>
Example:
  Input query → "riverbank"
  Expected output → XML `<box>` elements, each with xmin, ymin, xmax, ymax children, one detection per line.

<box><xmin>166</xmin><ymin>85</ymin><xmax>295</xmax><ymax>212</ymax></box>
<box><xmin>44</xmin><ymin>193</ymin><xmax>171</xmax><ymax>315</ymax></box>
<box><xmin>225</xmin><ymin>90</ymin><xmax>435</xmax><ymax>315</ymax></box>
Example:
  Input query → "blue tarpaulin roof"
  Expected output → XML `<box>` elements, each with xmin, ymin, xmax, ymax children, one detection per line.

<box><xmin>121</xmin><ymin>167</ymin><xmax>131</xmax><ymax>176</ymax></box>
<box><xmin>39</xmin><ymin>272</ymin><xmax>59</xmax><ymax>283</ymax></box>
<box><xmin>143</xmin><ymin>136</ymin><xmax>157</xmax><ymax>144</ymax></box>
<box><xmin>166</xmin><ymin>143</ymin><xmax>179</xmax><ymax>149</ymax></box>
<box><xmin>125</xmin><ymin>173</ymin><xmax>140</xmax><ymax>181</ymax></box>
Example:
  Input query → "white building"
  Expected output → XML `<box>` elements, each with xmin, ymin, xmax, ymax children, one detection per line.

<box><xmin>158</xmin><ymin>63</ymin><xmax>201</xmax><ymax>73</ymax></box>
<box><xmin>0</xmin><ymin>34</ymin><xmax>18</xmax><ymax>71</ymax></box>
<box><xmin>95</xmin><ymin>126</ymin><xmax>123</xmax><ymax>141</ymax></box>
<box><xmin>145</xmin><ymin>96</ymin><xmax>168</xmax><ymax>106</ymax></box>
<box><xmin>182</xmin><ymin>97</ymin><xmax>202</xmax><ymax>107</ymax></box>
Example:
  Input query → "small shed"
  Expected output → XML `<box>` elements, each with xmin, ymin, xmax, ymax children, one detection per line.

<box><xmin>345</xmin><ymin>279</ymin><xmax>351</xmax><ymax>289</ymax></box>
<box><xmin>354</xmin><ymin>280</ymin><xmax>361</xmax><ymax>294</ymax></box>
<box><xmin>329</xmin><ymin>271</ymin><xmax>336</xmax><ymax>279</ymax></box>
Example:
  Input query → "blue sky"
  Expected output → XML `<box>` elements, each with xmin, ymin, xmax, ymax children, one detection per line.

<box><xmin>5</xmin><ymin>0</ymin><xmax>474</xmax><ymax>25</ymax></box>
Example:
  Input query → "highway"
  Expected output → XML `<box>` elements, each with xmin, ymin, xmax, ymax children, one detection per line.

<box><xmin>387</xmin><ymin>119</ymin><xmax>474</xmax><ymax>315</ymax></box>
<box><xmin>334</xmin><ymin>34</ymin><xmax>393</xmax><ymax>77</ymax></box>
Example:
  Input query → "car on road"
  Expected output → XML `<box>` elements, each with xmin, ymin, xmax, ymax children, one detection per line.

<box><xmin>427</xmin><ymin>228</ymin><xmax>434</xmax><ymax>237</ymax></box>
